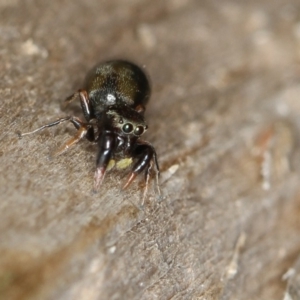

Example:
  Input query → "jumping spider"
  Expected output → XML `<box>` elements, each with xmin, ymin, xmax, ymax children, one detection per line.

<box><xmin>19</xmin><ymin>60</ymin><xmax>160</xmax><ymax>203</ymax></box>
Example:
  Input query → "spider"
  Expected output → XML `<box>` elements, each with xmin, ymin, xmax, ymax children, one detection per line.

<box><xmin>19</xmin><ymin>60</ymin><xmax>160</xmax><ymax>203</ymax></box>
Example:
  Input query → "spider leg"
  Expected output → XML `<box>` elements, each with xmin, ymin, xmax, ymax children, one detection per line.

<box><xmin>93</xmin><ymin>131</ymin><xmax>116</xmax><ymax>192</ymax></box>
<box><xmin>64</xmin><ymin>89</ymin><xmax>92</xmax><ymax>121</ymax></box>
<box><xmin>123</xmin><ymin>141</ymin><xmax>160</xmax><ymax>203</ymax></box>
<box><xmin>18</xmin><ymin>116</ymin><xmax>76</xmax><ymax>137</ymax></box>
<box><xmin>19</xmin><ymin>115</ymin><xmax>96</xmax><ymax>156</ymax></box>
<box><xmin>19</xmin><ymin>89</ymin><xmax>94</xmax><ymax>137</ymax></box>
<box><xmin>52</xmin><ymin>119</ymin><xmax>94</xmax><ymax>156</ymax></box>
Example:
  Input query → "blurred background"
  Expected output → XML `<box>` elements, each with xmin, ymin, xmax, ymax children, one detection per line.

<box><xmin>1</xmin><ymin>0</ymin><xmax>300</xmax><ymax>299</ymax></box>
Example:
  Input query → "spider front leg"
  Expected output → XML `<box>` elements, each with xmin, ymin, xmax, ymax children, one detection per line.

<box><xmin>123</xmin><ymin>142</ymin><xmax>160</xmax><ymax>204</ymax></box>
<box><xmin>93</xmin><ymin>131</ymin><xmax>116</xmax><ymax>192</ymax></box>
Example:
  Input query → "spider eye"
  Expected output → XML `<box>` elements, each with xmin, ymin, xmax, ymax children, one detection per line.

<box><xmin>134</xmin><ymin>126</ymin><xmax>145</xmax><ymax>136</ymax></box>
<box><xmin>122</xmin><ymin>123</ymin><xmax>134</xmax><ymax>133</ymax></box>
